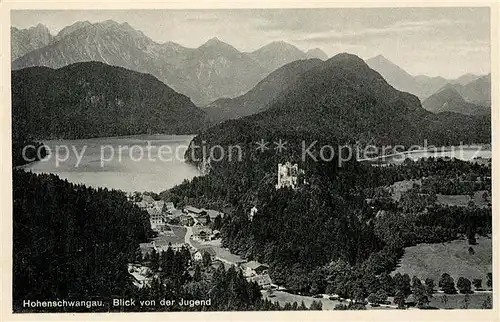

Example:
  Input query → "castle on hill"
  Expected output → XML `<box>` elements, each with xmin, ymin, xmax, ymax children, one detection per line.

<box><xmin>276</xmin><ymin>162</ymin><xmax>303</xmax><ymax>190</ymax></box>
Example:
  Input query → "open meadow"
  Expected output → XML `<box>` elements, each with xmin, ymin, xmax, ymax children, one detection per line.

<box><xmin>393</xmin><ymin>235</ymin><xmax>492</xmax><ymax>283</ymax></box>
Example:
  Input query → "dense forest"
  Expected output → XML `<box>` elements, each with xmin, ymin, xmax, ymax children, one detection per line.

<box><xmin>12</xmin><ymin>139</ymin><xmax>47</xmax><ymax>167</ymax></box>
<box><xmin>13</xmin><ymin>170</ymin><xmax>154</xmax><ymax>311</ymax></box>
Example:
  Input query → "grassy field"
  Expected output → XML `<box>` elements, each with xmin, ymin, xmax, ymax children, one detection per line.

<box><xmin>261</xmin><ymin>291</ymin><xmax>342</xmax><ymax>310</ymax></box>
<box><xmin>393</xmin><ymin>235</ymin><xmax>492</xmax><ymax>283</ymax></box>
<box><xmin>389</xmin><ymin>179</ymin><xmax>421</xmax><ymax>201</ymax></box>
<box><xmin>436</xmin><ymin>194</ymin><xmax>471</xmax><ymax>207</ymax></box>
<box><xmin>436</xmin><ymin>191</ymin><xmax>490</xmax><ymax>208</ymax></box>
<box><xmin>428</xmin><ymin>292</ymin><xmax>492</xmax><ymax>309</ymax></box>
<box><xmin>262</xmin><ymin>291</ymin><xmax>492</xmax><ymax>310</ymax></box>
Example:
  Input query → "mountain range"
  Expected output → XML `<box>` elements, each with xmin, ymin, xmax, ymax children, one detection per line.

<box><xmin>11</xmin><ymin>24</ymin><xmax>54</xmax><ymax>61</ymax></box>
<box><xmin>11</xmin><ymin>20</ymin><xmax>328</xmax><ymax>105</ymax></box>
<box><xmin>366</xmin><ymin>55</ymin><xmax>451</xmax><ymax>100</ymax></box>
<box><xmin>11</xmin><ymin>52</ymin><xmax>490</xmax><ymax>148</ymax></box>
<box><xmin>366</xmin><ymin>55</ymin><xmax>490</xmax><ymax>116</ymax></box>
<box><xmin>421</xmin><ymin>74</ymin><xmax>491</xmax><ymax>116</ymax></box>
<box><xmin>365</xmin><ymin>55</ymin><xmax>488</xmax><ymax>101</ymax></box>
<box><xmin>441</xmin><ymin>74</ymin><xmax>491</xmax><ymax>107</ymax></box>
<box><xmin>188</xmin><ymin>53</ymin><xmax>490</xmax><ymax>161</ymax></box>
<box><xmin>12</xmin><ymin>62</ymin><xmax>207</xmax><ymax>139</ymax></box>
<box><xmin>204</xmin><ymin>54</ymin><xmax>492</xmax><ymax>125</ymax></box>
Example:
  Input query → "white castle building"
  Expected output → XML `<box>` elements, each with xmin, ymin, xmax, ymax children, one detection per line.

<box><xmin>276</xmin><ymin>162</ymin><xmax>303</xmax><ymax>190</ymax></box>
<box><xmin>249</xmin><ymin>206</ymin><xmax>258</xmax><ymax>221</ymax></box>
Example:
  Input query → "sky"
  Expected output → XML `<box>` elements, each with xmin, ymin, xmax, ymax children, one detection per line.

<box><xmin>11</xmin><ymin>8</ymin><xmax>491</xmax><ymax>78</ymax></box>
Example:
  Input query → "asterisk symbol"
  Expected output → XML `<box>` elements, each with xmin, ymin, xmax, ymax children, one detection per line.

<box><xmin>274</xmin><ymin>139</ymin><xmax>288</xmax><ymax>153</ymax></box>
<box><xmin>255</xmin><ymin>139</ymin><xmax>269</xmax><ymax>152</ymax></box>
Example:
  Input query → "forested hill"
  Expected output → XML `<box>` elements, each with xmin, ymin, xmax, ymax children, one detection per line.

<box><xmin>12</xmin><ymin>62</ymin><xmax>207</xmax><ymax>140</ymax></box>
<box><xmin>243</xmin><ymin>53</ymin><xmax>489</xmax><ymax>147</ymax></box>
<box><xmin>12</xmin><ymin>170</ymin><xmax>154</xmax><ymax>311</ymax></box>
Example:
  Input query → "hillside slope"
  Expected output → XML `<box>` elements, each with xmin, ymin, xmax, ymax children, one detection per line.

<box><xmin>423</xmin><ymin>87</ymin><xmax>490</xmax><ymax>116</ymax></box>
<box><xmin>204</xmin><ymin>58</ymin><xmax>323</xmax><ymax>122</ymax></box>
<box><xmin>12</xmin><ymin>62</ymin><xmax>206</xmax><ymax>139</ymax></box>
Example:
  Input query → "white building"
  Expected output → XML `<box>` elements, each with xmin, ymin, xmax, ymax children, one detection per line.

<box><xmin>241</xmin><ymin>261</ymin><xmax>269</xmax><ymax>277</ymax></box>
<box><xmin>276</xmin><ymin>162</ymin><xmax>303</xmax><ymax>190</ymax></box>
<box><xmin>249</xmin><ymin>206</ymin><xmax>258</xmax><ymax>221</ymax></box>
<box><xmin>247</xmin><ymin>274</ymin><xmax>273</xmax><ymax>289</ymax></box>
<box><xmin>149</xmin><ymin>211</ymin><xmax>168</xmax><ymax>231</ymax></box>
<box><xmin>194</xmin><ymin>248</ymin><xmax>216</xmax><ymax>261</ymax></box>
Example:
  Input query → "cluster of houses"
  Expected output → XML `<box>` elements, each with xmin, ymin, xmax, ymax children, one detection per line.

<box><xmin>182</xmin><ymin>206</ymin><xmax>223</xmax><ymax>226</ymax></box>
<box><xmin>131</xmin><ymin>246</ymin><xmax>274</xmax><ymax>290</ymax></box>
<box><xmin>192</xmin><ymin>226</ymin><xmax>220</xmax><ymax>242</ymax></box>
<box><xmin>128</xmin><ymin>196</ymin><xmax>274</xmax><ymax>291</ymax></box>
<box><xmin>134</xmin><ymin>195</ymin><xmax>174</xmax><ymax>232</ymax></box>
<box><xmin>133</xmin><ymin>193</ymin><xmax>224</xmax><ymax>233</ymax></box>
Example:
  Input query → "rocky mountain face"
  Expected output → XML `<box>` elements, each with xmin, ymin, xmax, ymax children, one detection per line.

<box><xmin>12</xmin><ymin>62</ymin><xmax>207</xmax><ymax>139</ymax></box>
<box><xmin>11</xmin><ymin>24</ymin><xmax>54</xmax><ymax>61</ymax></box>
<box><xmin>246</xmin><ymin>41</ymin><xmax>327</xmax><ymax>71</ymax></box>
<box><xmin>12</xmin><ymin>21</ymin><xmax>328</xmax><ymax>106</ymax></box>
<box><xmin>53</xmin><ymin>20</ymin><xmax>92</xmax><ymax>41</ymax></box>
<box><xmin>180</xmin><ymin>37</ymin><xmax>269</xmax><ymax>105</ymax></box>
<box><xmin>12</xmin><ymin>21</ymin><xmax>161</xmax><ymax>75</ymax></box>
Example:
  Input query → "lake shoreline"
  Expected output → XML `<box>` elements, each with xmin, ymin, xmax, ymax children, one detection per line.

<box><xmin>20</xmin><ymin>135</ymin><xmax>201</xmax><ymax>194</ymax></box>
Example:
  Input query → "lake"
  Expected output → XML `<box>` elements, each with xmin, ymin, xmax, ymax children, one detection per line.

<box><xmin>21</xmin><ymin>135</ymin><xmax>201</xmax><ymax>193</ymax></box>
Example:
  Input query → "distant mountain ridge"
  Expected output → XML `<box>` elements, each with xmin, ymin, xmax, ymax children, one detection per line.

<box><xmin>422</xmin><ymin>87</ymin><xmax>490</xmax><ymax>116</ymax></box>
<box><xmin>440</xmin><ymin>74</ymin><xmax>491</xmax><ymax>107</ymax></box>
<box><xmin>246</xmin><ymin>41</ymin><xmax>328</xmax><ymax>71</ymax></box>
<box><xmin>365</xmin><ymin>55</ymin><xmax>449</xmax><ymax>99</ymax></box>
<box><xmin>204</xmin><ymin>58</ymin><xmax>323</xmax><ymax>122</ymax></box>
<box><xmin>12</xmin><ymin>21</ymin><xmax>328</xmax><ymax>105</ymax></box>
<box><xmin>306</xmin><ymin>48</ymin><xmax>328</xmax><ymax>60</ymax></box>
<box><xmin>365</xmin><ymin>55</ymin><xmax>489</xmax><ymax>103</ymax></box>
<box><xmin>12</xmin><ymin>62</ymin><xmax>207</xmax><ymax>139</ymax></box>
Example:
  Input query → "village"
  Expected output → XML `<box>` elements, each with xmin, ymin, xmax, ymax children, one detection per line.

<box><xmin>125</xmin><ymin>192</ymin><xmax>276</xmax><ymax>292</ymax></box>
